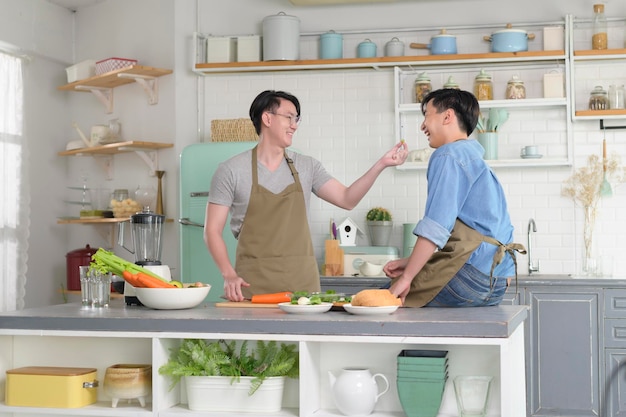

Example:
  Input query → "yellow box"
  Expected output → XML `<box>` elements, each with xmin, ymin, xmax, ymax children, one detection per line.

<box><xmin>6</xmin><ymin>366</ymin><xmax>98</xmax><ymax>408</ymax></box>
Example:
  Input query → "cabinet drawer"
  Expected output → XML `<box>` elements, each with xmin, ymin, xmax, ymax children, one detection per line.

<box><xmin>604</xmin><ymin>289</ymin><xmax>626</xmax><ymax>318</ymax></box>
<box><xmin>604</xmin><ymin>319</ymin><xmax>626</xmax><ymax>348</ymax></box>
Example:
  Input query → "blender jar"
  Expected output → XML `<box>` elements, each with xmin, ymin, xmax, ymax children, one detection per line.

<box><xmin>130</xmin><ymin>211</ymin><xmax>165</xmax><ymax>265</ymax></box>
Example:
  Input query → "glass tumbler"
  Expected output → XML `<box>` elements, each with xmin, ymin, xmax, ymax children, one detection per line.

<box><xmin>92</xmin><ymin>272</ymin><xmax>112</xmax><ymax>308</ymax></box>
<box><xmin>79</xmin><ymin>265</ymin><xmax>92</xmax><ymax>307</ymax></box>
<box><xmin>454</xmin><ymin>375</ymin><xmax>493</xmax><ymax>417</ymax></box>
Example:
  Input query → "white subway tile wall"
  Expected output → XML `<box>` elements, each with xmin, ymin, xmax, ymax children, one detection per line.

<box><xmin>203</xmin><ymin>69</ymin><xmax>626</xmax><ymax>278</ymax></box>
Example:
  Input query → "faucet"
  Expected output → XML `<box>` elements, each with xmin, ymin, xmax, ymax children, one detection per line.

<box><xmin>527</xmin><ymin>218</ymin><xmax>540</xmax><ymax>275</ymax></box>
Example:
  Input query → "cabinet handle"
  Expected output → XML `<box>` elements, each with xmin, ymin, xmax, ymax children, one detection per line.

<box><xmin>179</xmin><ymin>218</ymin><xmax>204</xmax><ymax>228</ymax></box>
<box><xmin>83</xmin><ymin>380</ymin><xmax>99</xmax><ymax>388</ymax></box>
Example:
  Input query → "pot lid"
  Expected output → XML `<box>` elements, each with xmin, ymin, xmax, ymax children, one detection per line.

<box><xmin>433</xmin><ymin>28</ymin><xmax>456</xmax><ymax>39</ymax></box>
<box><xmin>443</xmin><ymin>76</ymin><xmax>459</xmax><ymax>89</ymax></box>
<box><xmin>475</xmin><ymin>69</ymin><xmax>492</xmax><ymax>81</ymax></box>
<box><xmin>493</xmin><ymin>23</ymin><xmax>527</xmax><ymax>35</ymax></box>
<box><xmin>415</xmin><ymin>71</ymin><xmax>431</xmax><ymax>83</ymax></box>
<box><xmin>386</xmin><ymin>37</ymin><xmax>403</xmax><ymax>45</ymax></box>
<box><xmin>359</xmin><ymin>38</ymin><xmax>375</xmax><ymax>45</ymax></box>
<box><xmin>66</xmin><ymin>244</ymin><xmax>98</xmax><ymax>257</ymax></box>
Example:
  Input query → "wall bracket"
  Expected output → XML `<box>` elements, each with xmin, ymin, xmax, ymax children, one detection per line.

<box><xmin>117</xmin><ymin>73</ymin><xmax>159</xmax><ymax>105</ymax></box>
<box><xmin>75</xmin><ymin>85</ymin><xmax>113</xmax><ymax>113</ymax></box>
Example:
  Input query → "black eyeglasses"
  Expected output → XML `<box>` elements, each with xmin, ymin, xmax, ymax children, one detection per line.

<box><xmin>269</xmin><ymin>112</ymin><xmax>302</xmax><ymax>126</ymax></box>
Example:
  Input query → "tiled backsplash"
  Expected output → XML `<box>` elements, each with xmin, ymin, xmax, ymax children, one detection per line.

<box><xmin>202</xmin><ymin>68</ymin><xmax>626</xmax><ymax>277</ymax></box>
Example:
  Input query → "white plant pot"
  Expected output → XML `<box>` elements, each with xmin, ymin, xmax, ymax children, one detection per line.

<box><xmin>184</xmin><ymin>375</ymin><xmax>285</xmax><ymax>412</ymax></box>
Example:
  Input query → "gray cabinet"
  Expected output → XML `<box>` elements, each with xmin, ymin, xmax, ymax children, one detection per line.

<box><xmin>523</xmin><ymin>286</ymin><xmax>600</xmax><ymax>417</ymax></box>
<box><xmin>604</xmin><ymin>289</ymin><xmax>626</xmax><ymax>417</ymax></box>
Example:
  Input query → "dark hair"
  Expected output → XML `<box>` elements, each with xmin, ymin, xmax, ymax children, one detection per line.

<box><xmin>249</xmin><ymin>90</ymin><xmax>301</xmax><ymax>134</ymax></box>
<box><xmin>421</xmin><ymin>89</ymin><xmax>479</xmax><ymax>136</ymax></box>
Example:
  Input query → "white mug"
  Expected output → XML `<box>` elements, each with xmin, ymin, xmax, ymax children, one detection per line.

<box><xmin>521</xmin><ymin>145</ymin><xmax>539</xmax><ymax>157</ymax></box>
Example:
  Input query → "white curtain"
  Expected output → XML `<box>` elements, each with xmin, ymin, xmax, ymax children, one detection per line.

<box><xmin>0</xmin><ymin>51</ymin><xmax>28</xmax><ymax>312</ymax></box>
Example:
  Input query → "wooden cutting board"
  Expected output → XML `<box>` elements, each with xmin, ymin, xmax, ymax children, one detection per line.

<box><xmin>215</xmin><ymin>301</ymin><xmax>279</xmax><ymax>308</ymax></box>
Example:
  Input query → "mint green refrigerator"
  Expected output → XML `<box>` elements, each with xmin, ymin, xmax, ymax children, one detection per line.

<box><xmin>179</xmin><ymin>142</ymin><xmax>256</xmax><ymax>302</ymax></box>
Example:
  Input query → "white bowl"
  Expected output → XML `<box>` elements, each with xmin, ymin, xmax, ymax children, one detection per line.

<box><xmin>359</xmin><ymin>261</ymin><xmax>384</xmax><ymax>276</ymax></box>
<box><xmin>134</xmin><ymin>285</ymin><xmax>211</xmax><ymax>310</ymax></box>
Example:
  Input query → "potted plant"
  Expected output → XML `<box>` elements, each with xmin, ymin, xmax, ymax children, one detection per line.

<box><xmin>158</xmin><ymin>339</ymin><xmax>298</xmax><ymax>412</ymax></box>
<box><xmin>366</xmin><ymin>207</ymin><xmax>393</xmax><ymax>247</ymax></box>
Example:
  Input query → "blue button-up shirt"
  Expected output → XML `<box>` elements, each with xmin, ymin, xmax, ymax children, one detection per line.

<box><xmin>414</xmin><ymin>139</ymin><xmax>515</xmax><ymax>278</ymax></box>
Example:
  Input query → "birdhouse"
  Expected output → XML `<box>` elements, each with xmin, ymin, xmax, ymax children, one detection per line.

<box><xmin>337</xmin><ymin>217</ymin><xmax>365</xmax><ymax>246</ymax></box>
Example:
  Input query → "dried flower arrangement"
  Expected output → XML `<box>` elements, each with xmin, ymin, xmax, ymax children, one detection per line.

<box><xmin>562</xmin><ymin>152</ymin><xmax>626</xmax><ymax>273</ymax></box>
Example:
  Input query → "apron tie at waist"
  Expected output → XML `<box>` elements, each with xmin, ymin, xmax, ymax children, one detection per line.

<box><xmin>484</xmin><ymin>236</ymin><xmax>527</xmax><ymax>291</ymax></box>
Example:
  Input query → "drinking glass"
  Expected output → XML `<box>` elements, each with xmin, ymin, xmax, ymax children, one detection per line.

<box><xmin>454</xmin><ymin>375</ymin><xmax>493</xmax><ymax>417</ymax></box>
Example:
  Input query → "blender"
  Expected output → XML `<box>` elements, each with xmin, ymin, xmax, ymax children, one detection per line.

<box><xmin>118</xmin><ymin>186</ymin><xmax>167</xmax><ymax>305</ymax></box>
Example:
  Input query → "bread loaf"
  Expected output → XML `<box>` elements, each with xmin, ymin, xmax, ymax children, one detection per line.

<box><xmin>351</xmin><ymin>289</ymin><xmax>402</xmax><ymax>307</ymax></box>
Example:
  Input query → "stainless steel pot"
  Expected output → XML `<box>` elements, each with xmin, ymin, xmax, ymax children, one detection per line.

<box><xmin>484</xmin><ymin>24</ymin><xmax>535</xmax><ymax>52</ymax></box>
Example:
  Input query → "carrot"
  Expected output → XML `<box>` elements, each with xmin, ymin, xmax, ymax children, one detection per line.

<box><xmin>251</xmin><ymin>291</ymin><xmax>293</xmax><ymax>304</ymax></box>
<box><xmin>122</xmin><ymin>270</ymin><xmax>143</xmax><ymax>287</ymax></box>
<box><xmin>135</xmin><ymin>272</ymin><xmax>176</xmax><ymax>288</ymax></box>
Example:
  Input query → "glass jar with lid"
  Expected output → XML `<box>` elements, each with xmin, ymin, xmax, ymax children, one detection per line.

<box><xmin>473</xmin><ymin>69</ymin><xmax>493</xmax><ymax>100</ymax></box>
<box><xmin>589</xmin><ymin>86</ymin><xmax>608</xmax><ymax>110</ymax></box>
<box><xmin>505</xmin><ymin>75</ymin><xmax>526</xmax><ymax>99</ymax></box>
<box><xmin>414</xmin><ymin>72</ymin><xmax>432</xmax><ymax>104</ymax></box>
<box><xmin>443</xmin><ymin>76</ymin><xmax>460</xmax><ymax>90</ymax></box>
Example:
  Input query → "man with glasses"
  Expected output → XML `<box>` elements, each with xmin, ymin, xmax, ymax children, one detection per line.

<box><xmin>204</xmin><ymin>90</ymin><xmax>408</xmax><ymax>301</ymax></box>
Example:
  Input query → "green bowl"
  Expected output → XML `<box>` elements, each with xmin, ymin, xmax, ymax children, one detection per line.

<box><xmin>397</xmin><ymin>361</ymin><xmax>448</xmax><ymax>373</ymax></box>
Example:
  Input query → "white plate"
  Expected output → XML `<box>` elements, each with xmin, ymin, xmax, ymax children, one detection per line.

<box><xmin>343</xmin><ymin>303</ymin><xmax>399</xmax><ymax>315</ymax></box>
<box><xmin>521</xmin><ymin>154</ymin><xmax>543</xmax><ymax>159</ymax></box>
<box><xmin>278</xmin><ymin>302</ymin><xmax>332</xmax><ymax>314</ymax></box>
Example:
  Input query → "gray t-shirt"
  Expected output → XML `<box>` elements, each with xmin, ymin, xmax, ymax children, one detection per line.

<box><xmin>209</xmin><ymin>149</ymin><xmax>334</xmax><ymax>238</ymax></box>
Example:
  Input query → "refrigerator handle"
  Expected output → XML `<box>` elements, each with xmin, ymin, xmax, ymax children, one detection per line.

<box><xmin>179</xmin><ymin>217</ymin><xmax>204</xmax><ymax>228</ymax></box>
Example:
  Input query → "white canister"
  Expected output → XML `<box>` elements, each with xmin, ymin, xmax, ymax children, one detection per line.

<box><xmin>262</xmin><ymin>12</ymin><xmax>300</xmax><ymax>61</ymax></box>
<box><xmin>385</xmin><ymin>37</ymin><xmax>405</xmax><ymax>57</ymax></box>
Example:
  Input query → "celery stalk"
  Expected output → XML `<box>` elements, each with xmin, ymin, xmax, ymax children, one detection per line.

<box><xmin>90</xmin><ymin>248</ymin><xmax>167</xmax><ymax>282</ymax></box>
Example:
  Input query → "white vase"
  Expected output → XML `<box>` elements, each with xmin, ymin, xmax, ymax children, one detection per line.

<box><xmin>184</xmin><ymin>375</ymin><xmax>285</xmax><ymax>412</ymax></box>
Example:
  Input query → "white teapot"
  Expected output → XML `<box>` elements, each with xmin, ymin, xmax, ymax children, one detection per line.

<box><xmin>328</xmin><ymin>367</ymin><xmax>389</xmax><ymax>416</ymax></box>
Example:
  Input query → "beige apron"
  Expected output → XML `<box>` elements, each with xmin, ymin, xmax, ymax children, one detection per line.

<box><xmin>235</xmin><ymin>147</ymin><xmax>320</xmax><ymax>298</ymax></box>
<box><xmin>402</xmin><ymin>219</ymin><xmax>526</xmax><ymax>307</ymax></box>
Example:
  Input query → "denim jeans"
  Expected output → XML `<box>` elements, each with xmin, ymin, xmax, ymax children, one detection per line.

<box><xmin>424</xmin><ymin>263</ymin><xmax>508</xmax><ymax>307</ymax></box>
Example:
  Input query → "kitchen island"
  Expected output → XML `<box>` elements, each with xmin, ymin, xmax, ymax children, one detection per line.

<box><xmin>0</xmin><ymin>302</ymin><xmax>527</xmax><ymax>417</ymax></box>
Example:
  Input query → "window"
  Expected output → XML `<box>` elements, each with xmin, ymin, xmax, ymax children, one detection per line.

<box><xmin>0</xmin><ymin>50</ymin><xmax>27</xmax><ymax>311</ymax></box>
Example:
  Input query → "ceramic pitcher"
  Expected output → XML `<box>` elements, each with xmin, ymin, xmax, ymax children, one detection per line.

<box><xmin>328</xmin><ymin>367</ymin><xmax>389</xmax><ymax>416</ymax></box>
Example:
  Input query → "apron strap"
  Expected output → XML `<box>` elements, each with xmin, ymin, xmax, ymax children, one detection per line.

<box><xmin>483</xmin><ymin>235</ymin><xmax>527</xmax><ymax>292</ymax></box>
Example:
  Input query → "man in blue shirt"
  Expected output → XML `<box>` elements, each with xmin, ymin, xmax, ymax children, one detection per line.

<box><xmin>384</xmin><ymin>89</ymin><xmax>525</xmax><ymax>307</ymax></box>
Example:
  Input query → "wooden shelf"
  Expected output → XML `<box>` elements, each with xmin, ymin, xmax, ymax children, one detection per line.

<box><xmin>58</xmin><ymin>140</ymin><xmax>173</xmax><ymax>156</ymax></box>
<box><xmin>57</xmin><ymin>65</ymin><xmax>172</xmax><ymax>91</ymax></box>
<box><xmin>194</xmin><ymin>50</ymin><xmax>566</xmax><ymax>74</ymax></box>
<box><xmin>575</xmin><ymin>109</ymin><xmax>626</xmax><ymax>117</ymax></box>
<box><xmin>573</xmin><ymin>48</ymin><xmax>626</xmax><ymax>58</ymax></box>
<box><xmin>57</xmin><ymin>217</ymin><xmax>175</xmax><ymax>224</ymax></box>
<box><xmin>58</xmin><ymin>65</ymin><xmax>172</xmax><ymax>113</ymax></box>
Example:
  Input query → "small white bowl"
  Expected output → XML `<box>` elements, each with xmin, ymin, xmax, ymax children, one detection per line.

<box><xmin>134</xmin><ymin>285</ymin><xmax>210</xmax><ymax>310</ymax></box>
<box><xmin>359</xmin><ymin>261</ymin><xmax>384</xmax><ymax>276</ymax></box>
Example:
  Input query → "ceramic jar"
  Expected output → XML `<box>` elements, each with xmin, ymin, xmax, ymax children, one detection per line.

<box><xmin>357</xmin><ymin>39</ymin><xmax>377</xmax><ymax>58</ymax></box>
<box><xmin>414</xmin><ymin>72</ymin><xmax>432</xmax><ymax>103</ymax></box>
<box><xmin>506</xmin><ymin>75</ymin><xmax>526</xmax><ymax>99</ymax></box>
<box><xmin>473</xmin><ymin>69</ymin><xmax>493</xmax><ymax>100</ymax></box>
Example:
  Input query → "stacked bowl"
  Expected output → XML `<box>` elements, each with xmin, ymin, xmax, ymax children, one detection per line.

<box><xmin>396</xmin><ymin>350</ymin><xmax>448</xmax><ymax>417</ymax></box>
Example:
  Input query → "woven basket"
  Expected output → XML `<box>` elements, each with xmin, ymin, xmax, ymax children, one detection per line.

<box><xmin>210</xmin><ymin>118</ymin><xmax>258</xmax><ymax>142</ymax></box>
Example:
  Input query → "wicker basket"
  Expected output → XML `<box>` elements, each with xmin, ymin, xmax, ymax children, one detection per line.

<box><xmin>210</xmin><ymin>118</ymin><xmax>258</xmax><ymax>142</ymax></box>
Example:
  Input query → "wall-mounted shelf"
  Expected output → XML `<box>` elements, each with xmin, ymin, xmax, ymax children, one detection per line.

<box><xmin>194</xmin><ymin>50</ymin><xmax>566</xmax><ymax>74</ymax></box>
<box><xmin>57</xmin><ymin>217</ymin><xmax>174</xmax><ymax>248</ymax></box>
<box><xmin>57</xmin><ymin>65</ymin><xmax>172</xmax><ymax>113</ymax></box>
<box><xmin>58</xmin><ymin>141</ymin><xmax>173</xmax><ymax>178</ymax></box>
